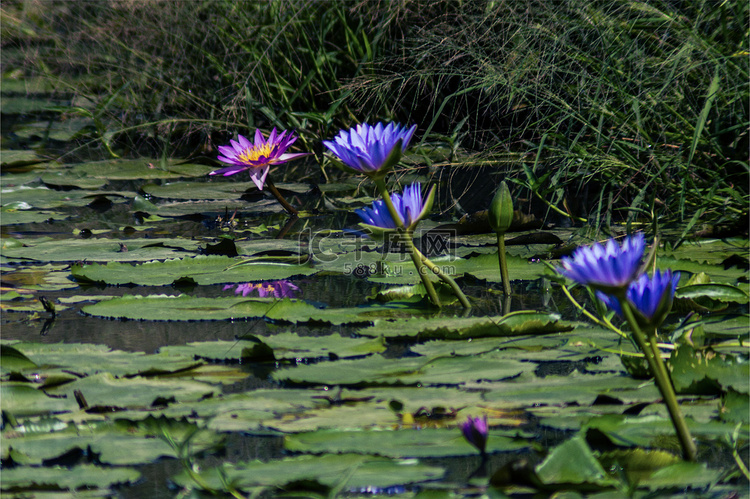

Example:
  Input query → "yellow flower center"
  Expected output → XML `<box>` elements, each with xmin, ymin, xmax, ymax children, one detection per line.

<box><xmin>237</xmin><ymin>144</ymin><xmax>273</xmax><ymax>164</ymax></box>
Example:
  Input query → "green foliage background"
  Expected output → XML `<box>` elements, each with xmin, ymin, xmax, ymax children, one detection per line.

<box><xmin>2</xmin><ymin>0</ymin><xmax>747</xmax><ymax>228</ymax></box>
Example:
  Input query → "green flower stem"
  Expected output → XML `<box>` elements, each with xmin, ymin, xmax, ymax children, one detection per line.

<box><xmin>413</xmin><ymin>244</ymin><xmax>472</xmax><ymax>309</ymax></box>
<box><xmin>266</xmin><ymin>178</ymin><xmax>299</xmax><ymax>217</ymax></box>
<box><xmin>373</xmin><ymin>179</ymin><xmax>441</xmax><ymax>308</ymax></box>
<box><xmin>496</xmin><ymin>232</ymin><xmax>512</xmax><ymax>296</ymax></box>
<box><xmin>559</xmin><ymin>283</ymin><xmax>628</xmax><ymax>339</ymax></box>
<box><xmin>618</xmin><ymin>298</ymin><xmax>697</xmax><ymax>462</ymax></box>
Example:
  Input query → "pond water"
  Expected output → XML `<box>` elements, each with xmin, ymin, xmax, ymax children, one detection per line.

<box><xmin>2</xmin><ymin>96</ymin><xmax>748</xmax><ymax>497</ymax></box>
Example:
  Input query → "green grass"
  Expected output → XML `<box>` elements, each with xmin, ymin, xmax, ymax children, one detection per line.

<box><xmin>2</xmin><ymin>0</ymin><xmax>747</xmax><ymax>231</ymax></box>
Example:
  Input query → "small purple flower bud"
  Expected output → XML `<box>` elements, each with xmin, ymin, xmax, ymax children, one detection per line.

<box><xmin>460</xmin><ymin>415</ymin><xmax>488</xmax><ymax>455</ymax></box>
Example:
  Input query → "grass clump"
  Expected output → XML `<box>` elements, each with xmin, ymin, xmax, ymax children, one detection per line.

<box><xmin>2</xmin><ymin>0</ymin><xmax>747</xmax><ymax>231</ymax></box>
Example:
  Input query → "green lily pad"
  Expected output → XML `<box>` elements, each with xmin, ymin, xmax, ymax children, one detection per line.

<box><xmin>535</xmin><ymin>435</ymin><xmax>618</xmax><ymax>488</ymax></box>
<box><xmin>4</xmin><ymin>341</ymin><xmax>203</xmax><ymax>378</ymax></box>
<box><xmin>642</xmin><ymin>461</ymin><xmax>723</xmax><ymax>491</ymax></box>
<box><xmin>142</xmin><ymin>180</ymin><xmax>261</xmax><ymax>200</ymax></box>
<box><xmin>0</xmin><ymin>464</ymin><xmax>140</xmax><ymax>491</ymax></box>
<box><xmin>44</xmin><ymin>372</ymin><xmax>219</xmax><ymax>409</ymax></box>
<box><xmin>273</xmin><ymin>351</ymin><xmax>533</xmax><ymax>387</ymax></box>
<box><xmin>583</xmin><ymin>414</ymin><xmax>749</xmax><ymax>449</ymax></box>
<box><xmin>2</xmin><ymin>418</ymin><xmax>222</xmax><ymax>466</ymax></box>
<box><xmin>171</xmin><ymin>453</ymin><xmax>444</xmax><ymax>492</ymax></box>
<box><xmin>670</xmin><ymin>344</ymin><xmax>750</xmax><ymax>394</ymax></box>
<box><xmin>81</xmin><ymin>294</ymin><xmax>427</xmax><ymax>324</ymax></box>
<box><xmin>1</xmin><ymin>382</ymin><xmax>78</xmax><ymax>417</ymax></box>
<box><xmin>285</xmin><ymin>427</ymin><xmax>529</xmax><ymax>457</ymax></box>
<box><xmin>482</xmin><ymin>371</ymin><xmax>661</xmax><ymax>408</ymax></box>
<box><xmin>71</xmin><ymin>255</ymin><xmax>316</xmax><ymax>286</ymax></box>
<box><xmin>357</xmin><ymin>311</ymin><xmax>572</xmax><ymax>340</ymax></box>
<box><xmin>71</xmin><ymin>159</ymin><xmax>214</xmax><ymax>180</ymax></box>
<box><xmin>39</xmin><ymin>171</ymin><xmax>108</xmax><ymax>189</ymax></box>
<box><xmin>0</xmin><ymin>207</ymin><xmax>69</xmax><ymax>225</ymax></box>
<box><xmin>160</xmin><ymin>334</ymin><xmax>386</xmax><ymax>362</ymax></box>
<box><xmin>1</xmin><ymin>237</ymin><xmax>202</xmax><ymax>262</ymax></box>
<box><xmin>0</xmin><ymin>149</ymin><xmax>46</xmax><ymax>168</ymax></box>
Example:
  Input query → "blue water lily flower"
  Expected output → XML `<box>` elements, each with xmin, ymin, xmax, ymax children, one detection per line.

<box><xmin>597</xmin><ymin>269</ymin><xmax>680</xmax><ymax>329</ymax></box>
<box><xmin>557</xmin><ymin>233</ymin><xmax>646</xmax><ymax>293</ymax></box>
<box><xmin>460</xmin><ymin>415</ymin><xmax>488</xmax><ymax>455</ymax></box>
<box><xmin>355</xmin><ymin>182</ymin><xmax>434</xmax><ymax>231</ymax></box>
<box><xmin>323</xmin><ymin>122</ymin><xmax>417</xmax><ymax>178</ymax></box>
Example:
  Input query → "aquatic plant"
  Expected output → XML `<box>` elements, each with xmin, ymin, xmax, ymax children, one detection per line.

<box><xmin>596</xmin><ymin>270</ymin><xmax>680</xmax><ymax>329</ymax></box>
<box><xmin>488</xmin><ymin>181</ymin><xmax>514</xmax><ymax>296</ymax></box>
<box><xmin>355</xmin><ymin>182</ymin><xmax>433</xmax><ymax>230</ymax></box>
<box><xmin>330</xmin><ymin>125</ymin><xmax>470</xmax><ymax>309</ymax></box>
<box><xmin>211</xmin><ymin>128</ymin><xmax>308</xmax><ymax>216</ymax></box>
<box><xmin>323</xmin><ymin>122</ymin><xmax>417</xmax><ymax>179</ymax></box>
<box><xmin>460</xmin><ymin>415</ymin><xmax>488</xmax><ymax>456</ymax></box>
<box><xmin>557</xmin><ymin>235</ymin><xmax>697</xmax><ymax>461</ymax></box>
<box><xmin>557</xmin><ymin>234</ymin><xmax>646</xmax><ymax>294</ymax></box>
<box><xmin>225</xmin><ymin>280</ymin><xmax>300</xmax><ymax>299</ymax></box>
<box><xmin>211</xmin><ymin>129</ymin><xmax>307</xmax><ymax>188</ymax></box>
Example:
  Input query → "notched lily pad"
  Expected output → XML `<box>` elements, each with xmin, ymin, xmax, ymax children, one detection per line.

<box><xmin>160</xmin><ymin>334</ymin><xmax>386</xmax><ymax>363</ymax></box>
<box><xmin>285</xmin><ymin>427</ymin><xmax>529</xmax><ymax>457</ymax></box>
<box><xmin>357</xmin><ymin>311</ymin><xmax>572</xmax><ymax>340</ymax></box>
<box><xmin>0</xmin><ymin>464</ymin><xmax>140</xmax><ymax>491</ymax></box>
<box><xmin>71</xmin><ymin>255</ymin><xmax>316</xmax><ymax>286</ymax></box>
<box><xmin>273</xmin><ymin>351</ymin><xmax>533</xmax><ymax>387</ymax></box>
<box><xmin>71</xmin><ymin>159</ymin><xmax>214</xmax><ymax>180</ymax></box>
<box><xmin>171</xmin><ymin>453</ymin><xmax>444</xmax><ymax>492</ymax></box>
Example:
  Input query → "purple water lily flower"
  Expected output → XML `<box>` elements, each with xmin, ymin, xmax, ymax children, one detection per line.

<box><xmin>355</xmin><ymin>183</ymin><xmax>432</xmax><ymax>230</ymax></box>
<box><xmin>224</xmin><ymin>280</ymin><xmax>300</xmax><ymax>299</ymax></box>
<box><xmin>460</xmin><ymin>415</ymin><xmax>488</xmax><ymax>455</ymax></box>
<box><xmin>210</xmin><ymin>128</ymin><xmax>309</xmax><ymax>190</ymax></box>
<box><xmin>323</xmin><ymin>122</ymin><xmax>417</xmax><ymax>176</ymax></box>
<box><xmin>597</xmin><ymin>269</ymin><xmax>680</xmax><ymax>328</ymax></box>
<box><xmin>557</xmin><ymin>233</ymin><xmax>646</xmax><ymax>294</ymax></box>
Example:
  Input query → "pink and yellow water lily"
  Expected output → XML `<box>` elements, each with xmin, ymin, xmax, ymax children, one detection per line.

<box><xmin>210</xmin><ymin>128</ymin><xmax>309</xmax><ymax>190</ymax></box>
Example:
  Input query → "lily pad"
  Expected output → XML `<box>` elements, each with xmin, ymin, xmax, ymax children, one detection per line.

<box><xmin>2</xmin><ymin>418</ymin><xmax>222</xmax><ymax>466</ymax></box>
<box><xmin>285</xmin><ymin>427</ymin><xmax>529</xmax><ymax>457</ymax></box>
<box><xmin>71</xmin><ymin>255</ymin><xmax>316</xmax><ymax>286</ymax></box>
<box><xmin>141</xmin><ymin>180</ymin><xmax>261</xmax><ymax>200</ymax></box>
<box><xmin>272</xmin><ymin>351</ymin><xmax>533</xmax><ymax>387</ymax></box>
<box><xmin>2</xmin><ymin>237</ymin><xmax>202</xmax><ymax>262</ymax></box>
<box><xmin>357</xmin><ymin>312</ymin><xmax>572</xmax><ymax>340</ymax></box>
<box><xmin>81</xmin><ymin>294</ymin><xmax>428</xmax><ymax>324</ymax></box>
<box><xmin>44</xmin><ymin>372</ymin><xmax>219</xmax><ymax>409</ymax></box>
<box><xmin>0</xmin><ymin>464</ymin><xmax>140</xmax><ymax>491</ymax></box>
<box><xmin>171</xmin><ymin>453</ymin><xmax>444</xmax><ymax>491</ymax></box>
<box><xmin>4</xmin><ymin>341</ymin><xmax>204</xmax><ymax>378</ymax></box>
<box><xmin>71</xmin><ymin>159</ymin><xmax>215</xmax><ymax>180</ymax></box>
<box><xmin>159</xmin><ymin>334</ymin><xmax>386</xmax><ymax>362</ymax></box>
<box><xmin>670</xmin><ymin>344</ymin><xmax>750</xmax><ymax>394</ymax></box>
<box><xmin>0</xmin><ymin>207</ymin><xmax>69</xmax><ymax>225</ymax></box>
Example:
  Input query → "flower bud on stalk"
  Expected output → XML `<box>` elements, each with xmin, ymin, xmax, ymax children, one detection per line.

<box><xmin>489</xmin><ymin>181</ymin><xmax>513</xmax><ymax>296</ymax></box>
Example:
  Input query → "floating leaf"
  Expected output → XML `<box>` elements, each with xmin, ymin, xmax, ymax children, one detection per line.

<box><xmin>6</xmin><ymin>341</ymin><xmax>203</xmax><ymax>378</ymax></box>
<box><xmin>357</xmin><ymin>312</ymin><xmax>572</xmax><ymax>340</ymax></box>
<box><xmin>273</xmin><ymin>351</ymin><xmax>533</xmax><ymax>387</ymax></box>
<box><xmin>171</xmin><ymin>453</ymin><xmax>444</xmax><ymax>492</ymax></box>
<box><xmin>670</xmin><ymin>344</ymin><xmax>750</xmax><ymax>394</ymax></box>
<box><xmin>285</xmin><ymin>427</ymin><xmax>529</xmax><ymax>457</ymax></box>
<box><xmin>160</xmin><ymin>334</ymin><xmax>385</xmax><ymax>363</ymax></box>
<box><xmin>2</xmin><ymin>237</ymin><xmax>202</xmax><ymax>263</ymax></box>
<box><xmin>70</xmin><ymin>159</ymin><xmax>214</xmax><ymax>180</ymax></box>
<box><xmin>82</xmin><ymin>294</ymin><xmax>426</xmax><ymax>324</ymax></box>
<box><xmin>71</xmin><ymin>255</ymin><xmax>316</xmax><ymax>286</ymax></box>
<box><xmin>535</xmin><ymin>435</ymin><xmax>617</xmax><ymax>488</ymax></box>
<box><xmin>0</xmin><ymin>464</ymin><xmax>140</xmax><ymax>491</ymax></box>
<box><xmin>1</xmin><ymin>417</ymin><xmax>223</xmax><ymax>466</ymax></box>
